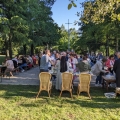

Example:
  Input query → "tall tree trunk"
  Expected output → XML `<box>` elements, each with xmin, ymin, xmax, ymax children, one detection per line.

<box><xmin>9</xmin><ymin>33</ymin><xmax>12</xmax><ymax>59</ymax></box>
<box><xmin>106</xmin><ymin>35</ymin><xmax>109</xmax><ymax>56</ymax></box>
<box><xmin>31</xmin><ymin>44</ymin><xmax>34</xmax><ymax>55</ymax></box>
<box><xmin>4</xmin><ymin>39</ymin><xmax>9</xmax><ymax>57</ymax></box>
<box><xmin>23</xmin><ymin>44</ymin><xmax>26</xmax><ymax>56</ymax></box>
<box><xmin>116</xmin><ymin>37</ymin><xmax>119</xmax><ymax>52</ymax></box>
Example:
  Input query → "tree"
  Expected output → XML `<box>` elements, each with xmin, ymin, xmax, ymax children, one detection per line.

<box><xmin>70</xmin><ymin>0</ymin><xmax>120</xmax><ymax>54</ymax></box>
<box><xmin>0</xmin><ymin>0</ymin><xmax>61</xmax><ymax>56</ymax></box>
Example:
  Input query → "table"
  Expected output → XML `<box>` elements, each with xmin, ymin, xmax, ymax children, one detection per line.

<box><xmin>102</xmin><ymin>76</ymin><xmax>116</xmax><ymax>91</ymax></box>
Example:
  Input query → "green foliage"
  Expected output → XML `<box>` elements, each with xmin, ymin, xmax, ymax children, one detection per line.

<box><xmin>0</xmin><ymin>55</ymin><xmax>6</xmax><ymax>64</ymax></box>
<box><xmin>57</xmin><ymin>25</ymin><xmax>79</xmax><ymax>52</ymax></box>
<box><xmin>0</xmin><ymin>0</ymin><xmax>61</xmax><ymax>56</ymax></box>
<box><xmin>68</xmin><ymin>3</ymin><xmax>72</xmax><ymax>10</ymax></box>
<box><xmin>72</xmin><ymin>0</ymin><xmax>120</xmax><ymax>53</ymax></box>
<box><xmin>68</xmin><ymin>0</ymin><xmax>77</xmax><ymax>10</ymax></box>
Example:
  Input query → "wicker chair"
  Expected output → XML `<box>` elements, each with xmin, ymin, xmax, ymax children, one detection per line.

<box><xmin>59</xmin><ymin>72</ymin><xmax>73</xmax><ymax>98</ymax></box>
<box><xmin>36</xmin><ymin>72</ymin><xmax>52</xmax><ymax>98</ymax></box>
<box><xmin>116</xmin><ymin>88</ymin><xmax>120</xmax><ymax>97</ymax></box>
<box><xmin>77</xmin><ymin>73</ymin><xmax>91</xmax><ymax>99</ymax></box>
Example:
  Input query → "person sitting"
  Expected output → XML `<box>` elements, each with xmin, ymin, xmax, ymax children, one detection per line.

<box><xmin>19</xmin><ymin>56</ymin><xmax>27</xmax><ymax>72</ymax></box>
<box><xmin>76</xmin><ymin>56</ymin><xmax>91</xmax><ymax>73</ymax></box>
<box><xmin>12</xmin><ymin>55</ymin><xmax>18</xmax><ymax>65</ymax></box>
<box><xmin>4</xmin><ymin>57</ymin><xmax>14</xmax><ymax>76</ymax></box>
<box><xmin>27</xmin><ymin>55</ymin><xmax>33</xmax><ymax>69</ymax></box>
<box><xmin>32</xmin><ymin>55</ymin><xmax>36</xmax><ymax>65</ymax></box>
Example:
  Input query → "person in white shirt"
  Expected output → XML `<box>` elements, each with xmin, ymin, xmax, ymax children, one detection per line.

<box><xmin>28</xmin><ymin>55</ymin><xmax>33</xmax><ymax>64</ymax></box>
<box><xmin>4</xmin><ymin>57</ymin><xmax>14</xmax><ymax>76</ymax></box>
<box><xmin>40</xmin><ymin>50</ymin><xmax>54</xmax><ymax>72</ymax></box>
<box><xmin>68</xmin><ymin>53</ymin><xmax>78</xmax><ymax>72</ymax></box>
<box><xmin>12</xmin><ymin>56</ymin><xmax>18</xmax><ymax>64</ymax></box>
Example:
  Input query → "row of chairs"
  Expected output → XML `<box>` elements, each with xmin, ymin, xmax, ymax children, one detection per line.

<box><xmin>36</xmin><ymin>72</ymin><xmax>91</xmax><ymax>99</ymax></box>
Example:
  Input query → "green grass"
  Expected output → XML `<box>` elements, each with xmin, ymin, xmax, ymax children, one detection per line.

<box><xmin>0</xmin><ymin>85</ymin><xmax>120</xmax><ymax>120</ymax></box>
<box><xmin>0</xmin><ymin>55</ymin><xmax>6</xmax><ymax>64</ymax></box>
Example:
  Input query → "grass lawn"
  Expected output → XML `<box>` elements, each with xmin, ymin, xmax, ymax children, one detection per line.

<box><xmin>0</xmin><ymin>85</ymin><xmax>120</xmax><ymax>120</ymax></box>
<box><xmin>0</xmin><ymin>55</ymin><xmax>6</xmax><ymax>64</ymax></box>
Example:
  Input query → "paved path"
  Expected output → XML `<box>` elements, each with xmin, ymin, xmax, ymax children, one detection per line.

<box><xmin>0</xmin><ymin>67</ymin><xmax>96</xmax><ymax>86</ymax></box>
<box><xmin>0</xmin><ymin>67</ymin><xmax>40</xmax><ymax>85</ymax></box>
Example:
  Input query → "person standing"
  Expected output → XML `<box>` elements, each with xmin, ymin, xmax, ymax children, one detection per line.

<box><xmin>91</xmin><ymin>58</ymin><xmax>108</xmax><ymax>86</ymax></box>
<box><xmin>4</xmin><ymin>57</ymin><xmax>14</xmax><ymax>76</ymax></box>
<box><xmin>105</xmin><ymin>55</ymin><xmax>115</xmax><ymax>74</ymax></box>
<box><xmin>113</xmin><ymin>52</ymin><xmax>120</xmax><ymax>87</ymax></box>
<box><xmin>68</xmin><ymin>54</ymin><xmax>78</xmax><ymax>72</ymax></box>
<box><xmin>55</xmin><ymin>52</ymin><xmax>61</xmax><ymax>90</ymax></box>
<box><xmin>40</xmin><ymin>50</ymin><xmax>53</xmax><ymax>72</ymax></box>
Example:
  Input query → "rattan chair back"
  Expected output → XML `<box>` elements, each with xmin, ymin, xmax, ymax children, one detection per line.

<box><xmin>39</xmin><ymin>72</ymin><xmax>51</xmax><ymax>90</ymax></box>
<box><xmin>79</xmin><ymin>73</ymin><xmax>91</xmax><ymax>91</ymax></box>
<box><xmin>77</xmin><ymin>73</ymin><xmax>91</xmax><ymax>99</ymax></box>
<box><xmin>36</xmin><ymin>72</ymin><xmax>52</xmax><ymax>98</ymax></box>
<box><xmin>59</xmin><ymin>72</ymin><xmax>73</xmax><ymax>98</ymax></box>
<box><xmin>62</xmin><ymin>72</ymin><xmax>73</xmax><ymax>91</ymax></box>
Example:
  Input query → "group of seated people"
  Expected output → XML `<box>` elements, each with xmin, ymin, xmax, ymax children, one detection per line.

<box><xmin>1</xmin><ymin>54</ymin><xmax>39</xmax><ymax>76</ymax></box>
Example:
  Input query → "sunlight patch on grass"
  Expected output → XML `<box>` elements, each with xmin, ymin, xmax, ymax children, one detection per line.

<box><xmin>0</xmin><ymin>85</ymin><xmax>120</xmax><ymax>120</ymax></box>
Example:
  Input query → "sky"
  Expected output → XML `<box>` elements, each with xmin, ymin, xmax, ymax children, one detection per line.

<box><xmin>51</xmin><ymin>0</ymin><xmax>85</xmax><ymax>30</ymax></box>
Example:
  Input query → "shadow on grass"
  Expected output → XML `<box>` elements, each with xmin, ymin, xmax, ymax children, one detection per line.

<box><xmin>0</xmin><ymin>85</ymin><xmax>120</xmax><ymax>109</ymax></box>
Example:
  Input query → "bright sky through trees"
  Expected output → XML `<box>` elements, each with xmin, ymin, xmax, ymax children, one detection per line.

<box><xmin>51</xmin><ymin>0</ymin><xmax>85</xmax><ymax>30</ymax></box>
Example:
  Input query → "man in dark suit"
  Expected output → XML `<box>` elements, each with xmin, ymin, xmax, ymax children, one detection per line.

<box><xmin>113</xmin><ymin>52</ymin><xmax>120</xmax><ymax>87</ymax></box>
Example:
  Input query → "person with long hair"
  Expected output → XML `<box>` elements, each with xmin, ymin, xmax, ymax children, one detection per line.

<box><xmin>55</xmin><ymin>52</ymin><xmax>68</xmax><ymax>90</ymax></box>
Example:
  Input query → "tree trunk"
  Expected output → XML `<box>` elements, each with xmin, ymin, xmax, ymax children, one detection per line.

<box><xmin>4</xmin><ymin>39</ymin><xmax>9</xmax><ymax>57</ymax></box>
<box><xmin>116</xmin><ymin>37</ymin><xmax>119</xmax><ymax>52</ymax></box>
<box><xmin>31</xmin><ymin>44</ymin><xmax>34</xmax><ymax>55</ymax></box>
<box><xmin>9</xmin><ymin>33</ymin><xmax>12</xmax><ymax>59</ymax></box>
<box><xmin>23</xmin><ymin>44</ymin><xmax>26</xmax><ymax>56</ymax></box>
<box><xmin>106</xmin><ymin>36</ymin><xmax>109</xmax><ymax>56</ymax></box>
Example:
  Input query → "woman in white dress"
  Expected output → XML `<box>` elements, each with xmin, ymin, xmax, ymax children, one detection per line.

<box><xmin>55</xmin><ymin>53</ymin><xmax>61</xmax><ymax>90</ymax></box>
<box><xmin>55</xmin><ymin>52</ymin><xmax>69</xmax><ymax>90</ymax></box>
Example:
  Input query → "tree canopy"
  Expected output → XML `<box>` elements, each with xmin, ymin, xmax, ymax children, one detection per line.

<box><xmin>68</xmin><ymin>0</ymin><xmax>120</xmax><ymax>55</ymax></box>
<box><xmin>0</xmin><ymin>0</ymin><xmax>60</xmax><ymax>57</ymax></box>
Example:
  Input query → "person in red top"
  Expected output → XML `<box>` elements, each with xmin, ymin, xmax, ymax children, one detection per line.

<box><xmin>105</xmin><ymin>55</ymin><xmax>115</xmax><ymax>74</ymax></box>
<box><xmin>32</xmin><ymin>55</ymin><xmax>36</xmax><ymax>65</ymax></box>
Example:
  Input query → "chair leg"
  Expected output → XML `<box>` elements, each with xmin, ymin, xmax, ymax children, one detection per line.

<box><xmin>48</xmin><ymin>91</ymin><xmax>50</xmax><ymax>97</ymax></box>
<box><xmin>59</xmin><ymin>91</ymin><xmax>62</xmax><ymax>97</ymax></box>
<box><xmin>36</xmin><ymin>90</ymin><xmax>41</xmax><ymax>99</ymax></box>
<box><xmin>88</xmin><ymin>92</ymin><xmax>91</xmax><ymax>99</ymax></box>
<box><xmin>70</xmin><ymin>91</ymin><xmax>73</xmax><ymax>98</ymax></box>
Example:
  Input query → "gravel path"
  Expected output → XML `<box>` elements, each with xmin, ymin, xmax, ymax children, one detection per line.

<box><xmin>0</xmin><ymin>67</ymin><xmax>40</xmax><ymax>85</ymax></box>
<box><xmin>0</xmin><ymin>67</ymin><xmax>96</xmax><ymax>86</ymax></box>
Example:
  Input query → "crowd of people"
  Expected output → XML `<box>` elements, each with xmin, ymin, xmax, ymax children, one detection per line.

<box><xmin>1</xmin><ymin>54</ymin><xmax>39</xmax><ymax>76</ymax></box>
<box><xmin>39</xmin><ymin>50</ymin><xmax>120</xmax><ymax>90</ymax></box>
<box><xmin>1</xmin><ymin>49</ymin><xmax>120</xmax><ymax>90</ymax></box>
